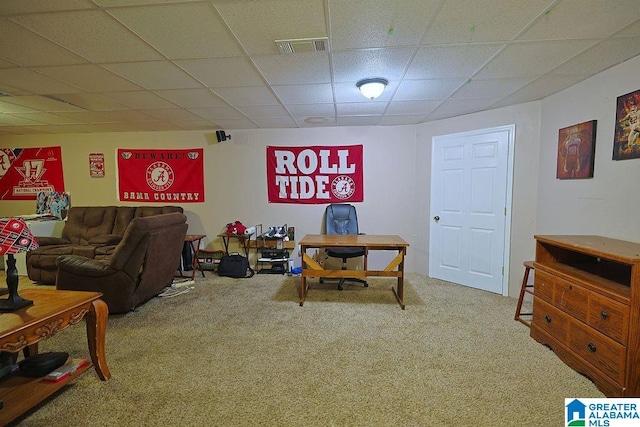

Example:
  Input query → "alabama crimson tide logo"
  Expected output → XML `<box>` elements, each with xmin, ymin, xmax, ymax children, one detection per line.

<box><xmin>331</xmin><ymin>175</ymin><xmax>356</xmax><ymax>199</ymax></box>
<box><xmin>145</xmin><ymin>161</ymin><xmax>174</xmax><ymax>191</ymax></box>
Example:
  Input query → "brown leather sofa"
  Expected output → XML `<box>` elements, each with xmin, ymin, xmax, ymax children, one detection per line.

<box><xmin>26</xmin><ymin>205</ymin><xmax>183</xmax><ymax>284</ymax></box>
<box><xmin>55</xmin><ymin>212</ymin><xmax>188</xmax><ymax>314</ymax></box>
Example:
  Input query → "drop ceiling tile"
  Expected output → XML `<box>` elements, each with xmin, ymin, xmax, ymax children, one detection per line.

<box><xmin>174</xmin><ymin>120</ymin><xmax>219</xmax><ymax>130</ymax></box>
<box><xmin>0</xmin><ymin>68</ymin><xmax>82</xmax><ymax>94</ymax></box>
<box><xmin>271</xmin><ymin>84</ymin><xmax>333</xmax><ymax>104</ymax></box>
<box><xmin>99</xmin><ymin>110</ymin><xmax>158</xmax><ymax>122</ymax></box>
<box><xmin>104</xmin><ymin>61</ymin><xmax>201</xmax><ymax>90</ymax></box>
<box><xmin>206</xmin><ymin>117</ymin><xmax>257</xmax><ymax>129</ymax></box>
<box><xmin>475</xmin><ymin>39</ymin><xmax>597</xmax><ymax>79</ymax></box>
<box><xmin>405</xmin><ymin>44</ymin><xmax>502</xmax><ymax>79</ymax></box>
<box><xmin>615</xmin><ymin>19</ymin><xmax>640</xmax><ymax>37</ymax></box>
<box><xmin>553</xmin><ymin>37</ymin><xmax>640</xmax><ymax>76</ymax></box>
<box><xmin>452</xmin><ymin>77</ymin><xmax>533</xmax><ymax>99</ymax></box>
<box><xmin>329</xmin><ymin>0</ymin><xmax>441</xmax><ymax>49</ymax></box>
<box><xmin>336</xmin><ymin>102</ymin><xmax>387</xmax><ymax>116</ymax></box>
<box><xmin>108</xmin><ymin>3</ymin><xmax>243</xmax><ymax>59</ymax></box>
<box><xmin>492</xmin><ymin>74</ymin><xmax>590</xmax><ymax>107</ymax></box>
<box><xmin>35</xmin><ymin>64</ymin><xmax>143</xmax><ymax>92</ymax></box>
<box><xmin>188</xmin><ymin>107</ymin><xmax>246</xmax><ymax>121</ymax></box>
<box><xmin>176</xmin><ymin>57</ymin><xmax>264</xmax><ymax>88</ymax></box>
<box><xmin>434</xmin><ymin>98</ymin><xmax>499</xmax><ymax>115</ymax></box>
<box><xmin>252</xmin><ymin>53</ymin><xmax>331</xmax><ymax>85</ymax></box>
<box><xmin>0</xmin><ymin>0</ymin><xmax>94</xmax><ymax>15</ymax></box>
<box><xmin>251</xmin><ymin>117</ymin><xmax>297</xmax><ymax>128</ymax></box>
<box><xmin>286</xmin><ymin>104</ymin><xmax>335</xmax><ymax>119</ymax></box>
<box><xmin>0</xmin><ymin>95</ymin><xmax>85</xmax><ymax>112</ymax></box>
<box><xmin>379</xmin><ymin>114</ymin><xmax>427</xmax><ymax>126</ymax></box>
<box><xmin>6</xmin><ymin>112</ymin><xmax>82</xmax><ymax>124</ymax></box>
<box><xmin>0</xmin><ymin>114</ymin><xmax>48</xmax><ymax>126</ymax></box>
<box><xmin>386</xmin><ymin>100</ymin><xmax>440</xmax><ymax>115</ymax></box>
<box><xmin>11</xmin><ymin>10</ymin><xmax>164</xmax><ymax>62</ymax></box>
<box><xmin>331</xmin><ymin>48</ymin><xmax>415</xmax><ymax>83</ymax></box>
<box><xmin>235</xmin><ymin>105</ymin><xmax>290</xmax><ymax>119</ymax></box>
<box><xmin>426</xmin><ymin>0</ymin><xmax>550</xmax><ymax>44</ymax></box>
<box><xmin>54</xmin><ymin>93</ymin><xmax>129</xmax><ymax>111</ymax></box>
<box><xmin>100</xmin><ymin>91</ymin><xmax>179</xmax><ymax>109</ymax></box>
<box><xmin>0</xmin><ymin>19</ymin><xmax>87</xmax><ymax>67</ymax></box>
<box><xmin>214</xmin><ymin>86</ymin><xmax>280</xmax><ymax>107</ymax></box>
<box><xmin>143</xmin><ymin>108</ymin><xmax>206</xmax><ymax>121</ymax></box>
<box><xmin>295</xmin><ymin>117</ymin><xmax>336</xmax><ymax>127</ymax></box>
<box><xmin>0</xmin><ymin>99</ymin><xmax>42</xmax><ymax>113</ymax></box>
<box><xmin>337</xmin><ymin>116</ymin><xmax>381</xmax><ymax>126</ymax></box>
<box><xmin>393</xmin><ymin>79</ymin><xmax>465</xmax><ymax>101</ymax></box>
<box><xmin>215</xmin><ymin>0</ymin><xmax>326</xmax><ymax>55</ymax></box>
<box><xmin>153</xmin><ymin>88</ymin><xmax>227</xmax><ymax>109</ymax></box>
<box><xmin>52</xmin><ymin>111</ymin><xmax>115</xmax><ymax>123</ymax></box>
<box><xmin>93</xmin><ymin>0</ymin><xmax>199</xmax><ymax>6</ymax></box>
<box><xmin>0</xmin><ymin>59</ymin><xmax>16</xmax><ymax>68</ymax></box>
<box><xmin>519</xmin><ymin>0</ymin><xmax>640</xmax><ymax>41</ymax></box>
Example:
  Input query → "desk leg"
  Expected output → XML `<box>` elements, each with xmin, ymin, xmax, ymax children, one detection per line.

<box><xmin>86</xmin><ymin>299</ymin><xmax>111</xmax><ymax>380</ymax></box>
<box><xmin>300</xmin><ymin>245</ymin><xmax>307</xmax><ymax>306</ymax></box>
<box><xmin>391</xmin><ymin>247</ymin><xmax>406</xmax><ymax>310</ymax></box>
<box><xmin>191</xmin><ymin>239</ymin><xmax>205</xmax><ymax>279</ymax></box>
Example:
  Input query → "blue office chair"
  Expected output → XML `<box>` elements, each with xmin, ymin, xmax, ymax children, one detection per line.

<box><xmin>324</xmin><ymin>204</ymin><xmax>368</xmax><ymax>291</ymax></box>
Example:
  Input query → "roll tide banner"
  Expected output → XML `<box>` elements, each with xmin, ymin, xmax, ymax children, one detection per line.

<box><xmin>117</xmin><ymin>148</ymin><xmax>204</xmax><ymax>203</ymax></box>
<box><xmin>266</xmin><ymin>145</ymin><xmax>364</xmax><ymax>204</ymax></box>
<box><xmin>0</xmin><ymin>146</ymin><xmax>65</xmax><ymax>200</ymax></box>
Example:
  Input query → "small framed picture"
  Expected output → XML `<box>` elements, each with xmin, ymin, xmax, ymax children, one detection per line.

<box><xmin>556</xmin><ymin>120</ymin><xmax>597</xmax><ymax>179</ymax></box>
<box><xmin>613</xmin><ymin>89</ymin><xmax>640</xmax><ymax>160</ymax></box>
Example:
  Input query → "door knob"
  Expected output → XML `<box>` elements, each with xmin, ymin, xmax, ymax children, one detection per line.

<box><xmin>434</xmin><ymin>216</ymin><xmax>440</xmax><ymax>222</ymax></box>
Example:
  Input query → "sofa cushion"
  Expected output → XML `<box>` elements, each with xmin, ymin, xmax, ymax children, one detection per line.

<box><xmin>62</xmin><ymin>206</ymin><xmax>118</xmax><ymax>244</ymax></box>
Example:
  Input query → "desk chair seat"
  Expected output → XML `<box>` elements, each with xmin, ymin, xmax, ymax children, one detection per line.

<box><xmin>323</xmin><ymin>204</ymin><xmax>368</xmax><ymax>291</ymax></box>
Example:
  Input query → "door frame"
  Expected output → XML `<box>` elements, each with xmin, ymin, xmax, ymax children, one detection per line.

<box><xmin>429</xmin><ymin>124</ymin><xmax>515</xmax><ymax>296</ymax></box>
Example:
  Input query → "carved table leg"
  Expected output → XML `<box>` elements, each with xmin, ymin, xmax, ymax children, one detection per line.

<box><xmin>85</xmin><ymin>299</ymin><xmax>111</xmax><ymax>380</ymax></box>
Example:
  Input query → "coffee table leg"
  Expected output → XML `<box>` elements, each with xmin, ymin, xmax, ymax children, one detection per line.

<box><xmin>85</xmin><ymin>299</ymin><xmax>111</xmax><ymax>380</ymax></box>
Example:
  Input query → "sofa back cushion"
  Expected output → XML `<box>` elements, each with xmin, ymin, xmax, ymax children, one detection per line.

<box><xmin>63</xmin><ymin>207</ymin><xmax>118</xmax><ymax>245</ymax></box>
<box><xmin>112</xmin><ymin>206</ymin><xmax>183</xmax><ymax>236</ymax></box>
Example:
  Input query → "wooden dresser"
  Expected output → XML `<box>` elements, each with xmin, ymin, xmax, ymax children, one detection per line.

<box><xmin>531</xmin><ymin>235</ymin><xmax>640</xmax><ymax>397</ymax></box>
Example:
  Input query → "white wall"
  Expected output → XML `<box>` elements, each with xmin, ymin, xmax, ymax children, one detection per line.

<box><xmin>537</xmin><ymin>55</ymin><xmax>640</xmax><ymax>241</ymax></box>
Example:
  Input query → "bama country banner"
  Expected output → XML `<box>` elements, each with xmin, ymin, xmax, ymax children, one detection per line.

<box><xmin>117</xmin><ymin>148</ymin><xmax>204</xmax><ymax>203</ymax></box>
<box><xmin>266</xmin><ymin>145</ymin><xmax>364</xmax><ymax>204</ymax></box>
<box><xmin>0</xmin><ymin>146</ymin><xmax>65</xmax><ymax>201</ymax></box>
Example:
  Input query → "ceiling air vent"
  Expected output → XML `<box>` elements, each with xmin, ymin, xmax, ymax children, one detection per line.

<box><xmin>275</xmin><ymin>37</ymin><xmax>328</xmax><ymax>54</ymax></box>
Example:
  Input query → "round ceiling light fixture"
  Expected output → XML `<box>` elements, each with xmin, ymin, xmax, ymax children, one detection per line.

<box><xmin>356</xmin><ymin>78</ymin><xmax>388</xmax><ymax>100</ymax></box>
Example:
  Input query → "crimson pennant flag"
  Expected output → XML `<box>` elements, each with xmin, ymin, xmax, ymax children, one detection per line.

<box><xmin>266</xmin><ymin>145</ymin><xmax>364</xmax><ymax>204</ymax></box>
<box><xmin>117</xmin><ymin>148</ymin><xmax>204</xmax><ymax>203</ymax></box>
<box><xmin>0</xmin><ymin>146</ymin><xmax>65</xmax><ymax>201</ymax></box>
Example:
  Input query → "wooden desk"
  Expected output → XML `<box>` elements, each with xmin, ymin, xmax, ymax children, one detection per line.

<box><xmin>0</xmin><ymin>289</ymin><xmax>110</xmax><ymax>424</ymax></box>
<box><xmin>299</xmin><ymin>234</ymin><xmax>409</xmax><ymax>309</ymax></box>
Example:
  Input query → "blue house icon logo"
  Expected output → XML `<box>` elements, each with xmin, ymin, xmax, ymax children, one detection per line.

<box><xmin>566</xmin><ymin>399</ymin><xmax>586</xmax><ymax>426</ymax></box>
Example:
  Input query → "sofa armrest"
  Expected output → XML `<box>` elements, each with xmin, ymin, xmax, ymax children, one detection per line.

<box><xmin>56</xmin><ymin>255</ymin><xmax>116</xmax><ymax>277</ymax></box>
<box><xmin>35</xmin><ymin>236</ymin><xmax>70</xmax><ymax>246</ymax></box>
<box><xmin>88</xmin><ymin>234</ymin><xmax>122</xmax><ymax>245</ymax></box>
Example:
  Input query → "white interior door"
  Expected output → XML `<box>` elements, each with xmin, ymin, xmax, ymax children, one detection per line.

<box><xmin>429</xmin><ymin>125</ymin><xmax>514</xmax><ymax>294</ymax></box>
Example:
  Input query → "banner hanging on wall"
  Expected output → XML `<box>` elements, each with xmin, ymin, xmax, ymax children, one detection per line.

<box><xmin>266</xmin><ymin>145</ymin><xmax>364</xmax><ymax>204</ymax></box>
<box><xmin>117</xmin><ymin>148</ymin><xmax>204</xmax><ymax>203</ymax></box>
<box><xmin>0</xmin><ymin>146</ymin><xmax>65</xmax><ymax>201</ymax></box>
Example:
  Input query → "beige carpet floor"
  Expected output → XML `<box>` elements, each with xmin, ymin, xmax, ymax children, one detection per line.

<box><xmin>9</xmin><ymin>272</ymin><xmax>603</xmax><ymax>426</ymax></box>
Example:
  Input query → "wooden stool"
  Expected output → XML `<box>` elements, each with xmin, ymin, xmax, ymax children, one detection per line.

<box><xmin>514</xmin><ymin>261</ymin><xmax>535</xmax><ymax>326</ymax></box>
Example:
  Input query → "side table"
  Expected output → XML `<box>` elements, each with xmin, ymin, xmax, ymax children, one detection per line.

<box><xmin>177</xmin><ymin>234</ymin><xmax>206</xmax><ymax>280</ymax></box>
<box><xmin>217</xmin><ymin>233</ymin><xmax>251</xmax><ymax>258</ymax></box>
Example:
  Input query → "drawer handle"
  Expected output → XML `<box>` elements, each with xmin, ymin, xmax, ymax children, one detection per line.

<box><xmin>588</xmin><ymin>343</ymin><xmax>597</xmax><ymax>352</ymax></box>
<box><xmin>600</xmin><ymin>311</ymin><xmax>608</xmax><ymax>320</ymax></box>
<box><xmin>544</xmin><ymin>315</ymin><xmax>552</xmax><ymax>323</ymax></box>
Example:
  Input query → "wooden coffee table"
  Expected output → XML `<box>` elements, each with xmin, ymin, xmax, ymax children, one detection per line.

<box><xmin>0</xmin><ymin>288</ymin><xmax>110</xmax><ymax>424</ymax></box>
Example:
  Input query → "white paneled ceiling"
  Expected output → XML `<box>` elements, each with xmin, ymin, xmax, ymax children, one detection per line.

<box><xmin>0</xmin><ymin>0</ymin><xmax>639</xmax><ymax>135</ymax></box>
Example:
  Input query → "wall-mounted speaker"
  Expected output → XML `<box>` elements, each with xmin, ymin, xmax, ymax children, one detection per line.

<box><xmin>216</xmin><ymin>130</ymin><xmax>231</xmax><ymax>142</ymax></box>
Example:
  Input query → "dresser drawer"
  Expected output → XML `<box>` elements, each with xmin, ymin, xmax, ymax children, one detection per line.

<box><xmin>569</xmin><ymin>319</ymin><xmax>626</xmax><ymax>385</ymax></box>
<box><xmin>533</xmin><ymin>269</ymin><xmax>554</xmax><ymax>302</ymax></box>
<box><xmin>587</xmin><ymin>293</ymin><xmax>629</xmax><ymax>345</ymax></box>
<box><xmin>532</xmin><ymin>297</ymin><xmax>570</xmax><ymax>343</ymax></box>
<box><xmin>553</xmin><ymin>277</ymin><xmax>589</xmax><ymax>323</ymax></box>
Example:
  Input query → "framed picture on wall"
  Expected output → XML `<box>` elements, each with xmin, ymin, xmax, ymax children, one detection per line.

<box><xmin>556</xmin><ymin>120</ymin><xmax>597</xmax><ymax>179</ymax></box>
<box><xmin>613</xmin><ymin>89</ymin><xmax>640</xmax><ymax>160</ymax></box>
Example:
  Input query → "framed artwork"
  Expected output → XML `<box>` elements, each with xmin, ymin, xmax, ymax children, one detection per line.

<box><xmin>556</xmin><ymin>120</ymin><xmax>597</xmax><ymax>179</ymax></box>
<box><xmin>613</xmin><ymin>89</ymin><xmax>640</xmax><ymax>160</ymax></box>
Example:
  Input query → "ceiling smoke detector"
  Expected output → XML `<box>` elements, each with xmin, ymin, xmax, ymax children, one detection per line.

<box><xmin>275</xmin><ymin>37</ymin><xmax>328</xmax><ymax>54</ymax></box>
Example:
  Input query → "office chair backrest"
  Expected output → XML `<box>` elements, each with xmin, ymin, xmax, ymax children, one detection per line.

<box><xmin>326</xmin><ymin>204</ymin><xmax>359</xmax><ymax>235</ymax></box>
